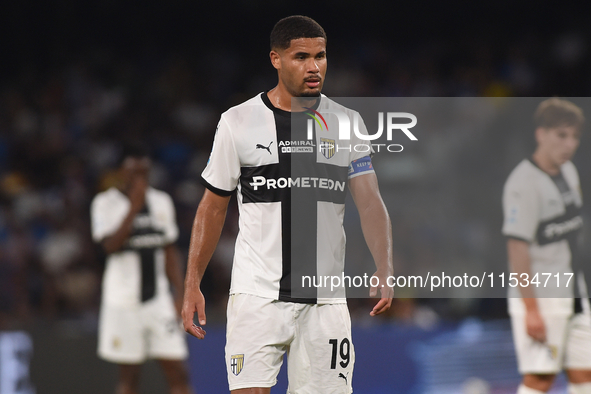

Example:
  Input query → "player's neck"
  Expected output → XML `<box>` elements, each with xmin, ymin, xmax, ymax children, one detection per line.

<box><xmin>267</xmin><ymin>85</ymin><xmax>318</xmax><ymax>112</ymax></box>
<box><xmin>267</xmin><ymin>86</ymin><xmax>294</xmax><ymax>112</ymax></box>
<box><xmin>532</xmin><ymin>150</ymin><xmax>560</xmax><ymax>176</ymax></box>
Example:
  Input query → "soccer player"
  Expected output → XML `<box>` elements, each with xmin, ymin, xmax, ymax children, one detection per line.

<box><xmin>502</xmin><ymin>98</ymin><xmax>591</xmax><ymax>394</ymax></box>
<box><xmin>91</xmin><ymin>144</ymin><xmax>194</xmax><ymax>394</ymax></box>
<box><xmin>182</xmin><ymin>15</ymin><xmax>394</xmax><ymax>394</ymax></box>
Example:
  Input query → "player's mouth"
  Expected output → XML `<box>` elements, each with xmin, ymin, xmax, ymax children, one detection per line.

<box><xmin>304</xmin><ymin>77</ymin><xmax>321</xmax><ymax>89</ymax></box>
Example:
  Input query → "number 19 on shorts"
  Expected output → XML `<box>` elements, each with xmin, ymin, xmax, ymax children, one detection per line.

<box><xmin>329</xmin><ymin>338</ymin><xmax>350</xmax><ymax>369</ymax></box>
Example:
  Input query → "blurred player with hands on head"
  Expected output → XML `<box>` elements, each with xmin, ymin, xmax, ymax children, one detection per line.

<box><xmin>503</xmin><ymin>98</ymin><xmax>591</xmax><ymax>394</ymax></box>
<box><xmin>91</xmin><ymin>144</ymin><xmax>194</xmax><ymax>394</ymax></box>
<box><xmin>182</xmin><ymin>15</ymin><xmax>394</xmax><ymax>394</ymax></box>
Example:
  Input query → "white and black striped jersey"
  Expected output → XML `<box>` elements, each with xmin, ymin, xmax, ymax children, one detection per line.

<box><xmin>91</xmin><ymin>187</ymin><xmax>179</xmax><ymax>307</ymax></box>
<box><xmin>502</xmin><ymin>159</ymin><xmax>585</xmax><ymax>314</ymax></box>
<box><xmin>201</xmin><ymin>92</ymin><xmax>375</xmax><ymax>304</ymax></box>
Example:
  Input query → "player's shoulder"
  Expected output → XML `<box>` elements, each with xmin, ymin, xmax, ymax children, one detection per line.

<box><xmin>508</xmin><ymin>158</ymin><xmax>539</xmax><ymax>178</ymax></box>
<box><xmin>560</xmin><ymin>160</ymin><xmax>578</xmax><ymax>178</ymax></box>
<box><xmin>317</xmin><ymin>95</ymin><xmax>359</xmax><ymax>117</ymax></box>
<box><xmin>91</xmin><ymin>187</ymin><xmax>123</xmax><ymax>206</ymax></box>
<box><xmin>504</xmin><ymin>159</ymin><xmax>538</xmax><ymax>190</ymax></box>
<box><xmin>220</xmin><ymin>93</ymin><xmax>266</xmax><ymax>122</ymax></box>
<box><xmin>146</xmin><ymin>187</ymin><xmax>173</xmax><ymax>203</ymax></box>
<box><xmin>560</xmin><ymin>160</ymin><xmax>581</xmax><ymax>191</ymax></box>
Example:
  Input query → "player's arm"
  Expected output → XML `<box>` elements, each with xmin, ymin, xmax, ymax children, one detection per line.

<box><xmin>349</xmin><ymin>172</ymin><xmax>394</xmax><ymax>316</ymax></box>
<box><xmin>165</xmin><ymin>244</ymin><xmax>184</xmax><ymax>317</ymax></box>
<box><xmin>507</xmin><ymin>237</ymin><xmax>546</xmax><ymax>342</ymax></box>
<box><xmin>102</xmin><ymin>176</ymin><xmax>147</xmax><ymax>254</ymax></box>
<box><xmin>181</xmin><ymin>189</ymin><xmax>231</xmax><ymax>339</ymax></box>
<box><xmin>503</xmin><ymin>174</ymin><xmax>544</xmax><ymax>342</ymax></box>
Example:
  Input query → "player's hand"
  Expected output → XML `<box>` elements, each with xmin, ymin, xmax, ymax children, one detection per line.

<box><xmin>525</xmin><ymin>309</ymin><xmax>546</xmax><ymax>342</ymax></box>
<box><xmin>181</xmin><ymin>287</ymin><xmax>207</xmax><ymax>339</ymax></box>
<box><xmin>128</xmin><ymin>176</ymin><xmax>147</xmax><ymax>212</ymax></box>
<box><xmin>369</xmin><ymin>269</ymin><xmax>393</xmax><ymax>316</ymax></box>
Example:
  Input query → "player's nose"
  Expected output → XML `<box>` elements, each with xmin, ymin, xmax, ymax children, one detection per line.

<box><xmin>306</xmin><ymin>58</ymin><xmax>320</xmax><ymax>72</ymax></box>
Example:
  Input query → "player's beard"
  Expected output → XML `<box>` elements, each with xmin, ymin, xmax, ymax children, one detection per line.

<box><xmin>298</xmin><ymin>90</ymin><xmax>321</xmax><ymax>97</ymax></box>
<box><xmin>286</xmin><ymin>83</ymin><xmax>321</xmax><ymax>97</ymax></box>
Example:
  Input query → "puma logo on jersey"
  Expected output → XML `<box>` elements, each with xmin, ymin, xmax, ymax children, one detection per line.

<box><xmin>256</xmin><ymin>141</ymin><xmax>273</xmax><ymax>154</ymax></box>
<box><xmin>338</xmin><ymin>372</ymin><xmax>349</xmax><ymax>384</ymax></box>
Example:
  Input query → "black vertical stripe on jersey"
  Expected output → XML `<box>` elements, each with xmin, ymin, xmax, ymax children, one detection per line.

<box><xmin>547</xmin><ymin>171</ymin><xmax>588</xmax><ymax>313</ymax></box>
<box><xmin>288</xmin><ymin>108</ymin><xmax>325</xmax><ymax>303</ymax></box>
<box><xmin>139</xmin><ymin>248</ymin><xmax>156</xmax><ymax>302</ymax></box>
<box><xmin>277</xmin><ymin>112</ymin><xmax>298</xmax><ymax>302</ymax></box>
<box><xmin>136</xmin><ymin>206</ymin><xmax>157</xmax><ymax>303</ymax></box>
<box><xmin>280</xmin><ymin>110</ymin><xmax>315</xmax><ymax>303</ymax></box>
<box><xmin>123</xmin><ymin>205</ymin><xmax>166</xmax><ymax>303</ymax></box>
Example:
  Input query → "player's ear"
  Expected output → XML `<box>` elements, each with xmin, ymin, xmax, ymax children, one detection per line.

<box><xmin>270</xmin><ymin>50</ymin><xmax>281</xmax><ymax>70</ymax></box>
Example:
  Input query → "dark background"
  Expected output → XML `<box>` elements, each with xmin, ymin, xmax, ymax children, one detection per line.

<box><xmin>1</xmin><ymin>1</ymin><xmax>591</xmax><ymax>392</ymax></box>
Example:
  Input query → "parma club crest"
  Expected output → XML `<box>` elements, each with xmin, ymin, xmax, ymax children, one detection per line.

<box><xmin>320</xmin><ymin>138</ymin><xmax>335</xmax><ymax>159</ymax></box>
<box><xmin>230</xmin><ymin>354</ymin><xmax>244</xmax><ymax>376</ymax></box>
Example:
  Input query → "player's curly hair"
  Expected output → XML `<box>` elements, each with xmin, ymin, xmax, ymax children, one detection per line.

<box><xmin>270</xmin><ymin>15</ymin><xmax>326</xmax><ymax>51</ymax></box>
<box><xmin>534</xmin><ymin>98</ymin><xmax>585</xmax><ymax>130</ymax></box>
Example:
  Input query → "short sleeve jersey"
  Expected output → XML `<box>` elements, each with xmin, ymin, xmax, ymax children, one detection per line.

<box><xmin>201</xmin><ymin>93</ymin><xmax>375</xmax><ymax>303</ymax></box>
<box><xmin>502</xmin><ymin>159</ymin><xmax>583</xmax><ymax>314</ymax></box>
<box><xmin>91</xmin><ymin>187</ymin><xmax>179</xmax><ymax>307</ymax></box>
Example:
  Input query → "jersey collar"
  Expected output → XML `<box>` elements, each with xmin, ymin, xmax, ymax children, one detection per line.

<box><xmin>260</xmin><ymin>91</ymin><xmax>322</xmax><ymax>118</ymax></box>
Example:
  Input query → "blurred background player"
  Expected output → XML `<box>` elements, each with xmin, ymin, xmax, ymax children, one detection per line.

<box><xmin>90</xmin><ymin>144</ymin><xmax>194</xmax><ymax>394</ymax></box>
<box><xmin>502</xmin><ymin>98</ymin><xmax>591</xmax><ymax>394</ymax></box>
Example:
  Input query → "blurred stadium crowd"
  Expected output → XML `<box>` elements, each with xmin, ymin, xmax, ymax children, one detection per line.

<box><xmin>1</xmin><ymin>16</ymin><xmax>590</xmax><ymax>331</ymax></box>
